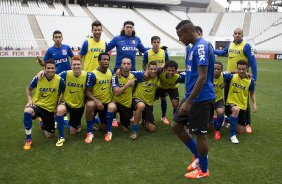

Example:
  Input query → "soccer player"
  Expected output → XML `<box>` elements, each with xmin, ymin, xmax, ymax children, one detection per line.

<box><xmin>155</xmin><ymin>60</ymin><xmax>185</xmax><ymax>125</ymax></box>
<box><xmin>23</xmin><ymin>59</ymin><xmax>65</xmax><ymax>150</ymax></box>
<box><xmin>172</xmin><ymin>20</ymin><xmax>215</xmax><ymax>179</ymax></box>
<box><xmin>106</xmin><ymin>20</ymin><xmax>148</xmax><ymax>71</ymax></box>
<box><xmin>85</xmin><ymin>52</ymin><xmax>113</xmax><ymax>143</ymax></box>
<box><xmin>225</xmin><ymin>60</ymin><xmax>257</xmax><ymax>144</ymax></box>
<box><xmin>214</xmin><ymin>28</ymin><xmax>257</xmax><ymax>132</ymax></box>
<box><xmin>55</xmin><ymin>56</ymin><xmax>88</xmax><ymax>147</ymax></box>
<box><xmin>106</xmin><ymin>57</ymin><xmax>136</xmax><ymax>136</ymax></box>
<box><xmin>142</xmin><ymin>36</ymin><xmax>169</xmax><ymax>70</ymax></box>
<box><xmin>37</xmin><ymin>30</ymin><xmax>74</xmax><ymax>74</ymax></box>
<box><xmin>79</xmin><ymin>20</ymin><xmax>107</xmax><ymax>72</ymax></box>
<box><xmin>213</xmin><ymin>61</ymin><xmax>226</xmax><ymax>140</ymax></box>
<box><xmin>130</xmin><ymin>61</ymin><xmax>159</xmax><ymax>140</ymax></box>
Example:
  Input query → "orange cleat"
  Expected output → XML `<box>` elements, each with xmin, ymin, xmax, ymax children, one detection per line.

<box><xmin>161</xmin><ymin>117</ymin><xmax>170</xmax><ymax>125</ymax></box>
<box><xmin>214</xmin><ymin>131</ymin><xmax>221</xmax><ymax>140</ymax></box>
<box><xmin>185</xmin><ymin>168</ymin><xmax>210</xmax><ymax>179</ymax></box>
<box><xmin>187</xmin><ymin>158</ymin><xmax>199</xmax><ymax>171</ymax></box>
<box><xmin>245</xmin><ymin>125</ymin><xmax>252</xmax><ymax>133</ymax></box>
<box><xmin>23</xmin><ymin>139</ymin><xmax>32</xmax><ymax>150</ymax></box>
<box><xmin>104</xmin><ymin>132</ymin><xmax>112</xmax><ymax>142</ymax></box>
<box><xmin>84</xmin><ymin>133</ymin><xmax>94</xmax><ymax>143</ymax></box>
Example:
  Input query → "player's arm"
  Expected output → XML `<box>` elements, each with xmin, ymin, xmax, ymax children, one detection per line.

<box><xmin>142</xmin><ymin>52</ymin><xmax>148</xmax><ymax>71</ymax></box>
<box><xmin>112</xmin><ymin>76</ymin><xmax>135</xmax><ymax>96</ymax></box>
<box><xmin>79</xmin><ymin>40</ymin><xmax>88</xmax><ymax>60</ymax></box>
<box><xmin>176</xmin><ymin>72</ymin><xmax>186</xmax><ymax>84</ymax></box>
<box><xmin>214</xmin><ymin>43</ymin><xmax>229</xmax><ymax>56</ymax></box>
<box><xmin>249</xmin><ymin>80</ymin><xmax>257</xmax><ymax>113</ymax></box>
<box><xmin>25</xmin><ymin>76</ymin><xmax>38</xmax><ymax>107</ymax></box>
<box><xmin>67</xmin><ymin>46</ymin><xmax>74</xmax><ymax>58</ymax></box>
<box><xmin>85</xmin><ymin>73</ymin><xmax>104</xmax><ymax>110</ymax></box>
<box><xmin>106</xmin><ymin>36</ymin><xmax>118</xmax><ymax>52</ymax></box>
<box><xmin>243</xmin><ymin>43</ymin><xmax>257</xmax><ymax>82</ymax></box>
<box><xmin>36</xmin><ymin>56</ymin><xmax>45</xmax><ymax>67</ymax></box>
<box><xmin>57</xmin><ymin>78</ymin><xmax>65</xmax><ymax>106</ymax></box>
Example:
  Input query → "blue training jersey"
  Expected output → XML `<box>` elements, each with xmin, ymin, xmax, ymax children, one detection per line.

<box><xmin>44</xmin><ymin>44</ymin><xmax>74</xmax><ymax>74</ymax></box>
<box><xmin>185</xmin><ymin>38</ymin><xmax>215</xmax><ymax>102</ymax></box>
<box><xmin>185</xmin><ymin>45</ymin><xmax>192</xmax><ymax>90</ymax></box>
<box><xmin>106</xmin><ymin>35</ymin><xmax>148</xmax><ymax>70</ymax></box>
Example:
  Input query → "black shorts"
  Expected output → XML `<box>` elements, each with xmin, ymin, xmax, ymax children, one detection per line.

<box><xmin>173</xmin><ymin>98</ymin><xmax>190</xmax><ymax>126</ymax></box>
<box><xmin>32</xmin><ymin>105</ymin><xmax>55</xmax><ymax>134</ymax></box>
<box><xmin>94</xmin><ymin>103</ymin><xmax>109</xmax><ymax>124</ymax></box>
<box><xmin>225</xmin><ymin>105</ymin><xmax>247</xmax><ymax>126</ymax></box>
<box><xmin>65</xmin><ymin>103</ymin><xmax>85</xmax><ymax>129</ymax></box>
<box><xmin>173</xmin><ymin>98</ymin><xmax>214</xmax><ymax>134</ymax></box>
<box><xmin>132</xmin><ymin>98</ymin><xmax>155</xmax><ymax>124</ymax></box>
<box><xmin>155</xmin><ymin>87</ymin><xmax>179</xmax><ymax>100</ymax></box>
<box><xmin>116</xmin><ymin>102</ymin><xmax>133</xmax><ymax>128</ymax></box>
<box><xmin>215</xmin><ymin>99</ymin><xmax>225</xmax><ymax>110</ymax></box>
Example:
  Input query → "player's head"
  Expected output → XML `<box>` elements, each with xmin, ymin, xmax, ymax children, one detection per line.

<box><xmin>237</xmin><ymin>60</ymin><xmax>248</xmax><ymax>78</ymax></box>
<box><xmin>176</xmin><ymin>20</ymin><xmax>197</xmax><ymax>46</ymax></box>
<box><xmin>151</xmin><ymin>36</ymin><xmax>161</xmax><ymax>50</ymax></box>
<box><xmin>233</xmin><ymin>28</ymin><xmax>243</xmax><ymax>43</ymax></box>
<box><xmin>195</xmin><ymin>26</ymin><xmax>203</xmax><ymax>37</ymax></box>
<box><xmin>52</xmin><ymin>30</ymin><xmax>63</xmax><ymax>46</ymax></box>
<box><xmin>121</xmin><ymin>57</ymin><xmax>132</xmax><ymax>72</ymax></box>
<box><xmin>98</xmin><ymin>52</ymin><xmax>110</xmax><ymax>69</ymax></box>
<box><xmin>147</xmin><ymin>60</ymin><xmax>158</xmax><ymax>78</ymax></box>
<box><xmin>120</xmin><ymin>21</ymin><xmax>135</xmax><ymax>37</ymax></box>
<box><xmin>44</xmin><ymin>59</ymin><xmax>56</xmax><ymax>79</ymax></box>
<box><xmin>214</xmin><ymin>61</ymin><xmax>223</xmax><ymax>78</ymax></box>
<box><xmin>71</xmin><ymin>55</ymin><xmax>82</xmax><ymax>76</ymax></box>
<box><xmin>91</xmin><ymin>20</ymin><xmax>102</xmax><ymax>40</ymax></box>
<box><xmin>164</xmin><ymin>60</ymin><xmax>178</xmax><ymax>78</ymax></box>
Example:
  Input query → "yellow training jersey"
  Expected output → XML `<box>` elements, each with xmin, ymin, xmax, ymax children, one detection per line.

<box><xmin>214</xmin><ymin>73</ymin><xmax>224</xmax><ymax>102</ymax></box>
<box><xmin>63</xmin><ymin>71</ymin><xmax>87</xmax><ymax>108</ymax></box>
<box><xmin>158</xmin><ymin>71</ymin><xmax>179</xmax><ymax>89</ymax></box>
<box><xmin>133</xmin><ymin>76</ymin><xmax>159</xmax><ymax>106</ymax></box>
<box><xmin>147</xmin><ymin>49</ymin><xmax>166</xmax><ymax>67</ymax></box>
<box><xmin>226</xmin><ymin>74</ymin><xmax>251</xmax><ymax>110</ymax></box>
<box><xmin>83</xmin><ymin>38</ymin><xmax>106</xmax><ymax>72</ymax></box>
<box><xmin>112</xmin><ymin>73</ymin><xmax>135</xmax><ymax>108</ymax></box>
<box><xmin>227</xmin><ymin>41</ymin><xmax>247</xmax><ymax>72</ymax></box>
<box><xmin>92</xmin><ymin>69</ymin><xmax>113</xmax><ymax>104</ymax></box>
<box><xmin>33</xmin><ymin>75</ymin><xmax>61</xmax><ymax>112</ymax></box>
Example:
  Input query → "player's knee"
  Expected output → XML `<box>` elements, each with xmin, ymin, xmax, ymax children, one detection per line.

<box><xmin>56</xmin><ymin>105</ymin><xmax>66</xmax><ymax>115</ymax></box>
<box><xmin>24</xmin><ymin>107</ymin><xmax>33</xmax><ymax>114</ymax></box>
<box><xmin>231</xmin><ymin>106</ymin><xmax>240</xmax><ymax>115</ymax></box>
<box><xmin>171</xmin><ymin>121</ymin><xmax>181</xmax><ymax>133</ymax></box>
<box><xmin>216</xmin><ymin>108</ymin><xmax>225</xmax><ymax>115</ymax></box>
<box><xmin>86</xmin><ymin>101</ymin><xmax>95</xmax><ymax>111</ymax></box>
<box><xmin>107</xmin><ymin>103</ymin><xmax>117</xmax><ymax>112</ymax></box>
<box><xmin>146</xmin><ymin>123</ymin><xmax>156</xmax><ymax>132</ymax></box>
<box><xmin>171</xmin><ymin>100</ymin><xmax>179</xmax><ymax>108</ymax></box>
<box><xmin>236</xmin><ymin>124</ymin><xmax>246</xmax><ymax>134</ymax></box>
<box><xmin>137</xmin><ymin>102</ymin><xmax>145</xmax><ymax>111</ymax></box>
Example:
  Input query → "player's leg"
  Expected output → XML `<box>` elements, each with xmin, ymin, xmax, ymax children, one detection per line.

<box><xmin>105</xmin><ymin>102</ymin><xmax>117</xmax><ymax>141</ymax></box>
<box><xmin>143</xmin><ymin>105</ymin><xmax>156</xmax><ymax>132</ymax></box>
<box><xmin>171</xmin><ymin>98</ymin><xmax>199</xmax><ymax>172</ymax></box>
<box><xmin>40</xmin><ymin>108</ymin><xmax>55</xmax><ymax>139</ymax></box>
<box><xmin>55</xmin><ymin>104</ymin><xmax>67</xmax><ymax>146</ymax></box>
<box><xmin>230</xmin><ymin>105</ymin><xmax>240</xmax><ymax>144</ymax></box>
<box><xmin>168</xmin><ymin>88</ymin><xmax>180</xmax><ymax>125</ymax></box>
<box><xmin>85</xmin><ymin>100</ymin><xmax>95</xmax><ymax>143</ymax></box>
<box><xmin>69</xmin><ymin>106</ymin><xmax>85</xmax><ymax>135</ymax></box>
<box><xmin>236</xmin><ymin>110</ymin><xmax>247</xmax><ymax>134</ymax></box>
<box><xmin>184</xmin><ymin>100</ymin><xmax>213</xmax><ymax>179</ymax></box>
<box><xmin>131</xmin><ymin>98</ymin><xmax>145</xmax><ymax>140</ymax></box>
<box><xmin>245</xmin><ymin>98</ymin><xmax>252</xmax><ymax>133</ymax></box>
<box><xmin>117</xmin><ymin>104</ymin><xmax>133</xmax><ymax>132</ymax></box>
<box><xmin>214</xmin><ymin>99</ymin><xmax>225</xmax><ymax>140</ymax></box>
<box><xmin>23</xmin><ymin>107</ymin><xmax>36</xmax><ymax>150</ymax></box>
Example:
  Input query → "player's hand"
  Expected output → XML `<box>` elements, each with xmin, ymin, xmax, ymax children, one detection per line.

<box><xmin>115</xmin><ymin>69</ymin><xmax>121</xmax><ymax>77</ymax></box>
<box><xmin>126</xmin><ymin>78</ymin><xmax>136</xmax><ymax>87</ymax></box>
<box><xmin>95</xmin><ymin>100</ymin><xmax>104</xmax><ymax>110</ymax></box>
<box><xmin>36</xmin><ymin>70</ymin><xmax>45</xmax><ymax>80</ymax></box>
<box><xmin>178</xmin><ymin>100</ymin><xmax>191</xmax><ymax>116</ymax></box>
<box><xmin>25</xmin><ymin>101</ymin><xmax>35</xmax><ymax>108</ymax></box>
<box><xmin>36</xmin><ymin>56</ymin><xmax>42</xmax><ymax>63</ymax></box>
<box><xmin>252</xmin><ymin>104</ymin><xmax>257</xmax><ymax>113</ymax></box>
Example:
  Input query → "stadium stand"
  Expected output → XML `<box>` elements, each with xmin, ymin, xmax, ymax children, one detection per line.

<box><xmin>216</xmin><ymin>13</ymin><xmax>245</xmax><ymax>36</ymax></box>
<box><xmin>67</xmin><ymin>4</ymin><xmax>88</xmax><ymax>17</ymax></box>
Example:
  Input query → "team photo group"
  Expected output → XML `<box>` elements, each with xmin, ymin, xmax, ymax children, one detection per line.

<box><xmin>22</xmin><ymin>19</ymin><xmax>257</xmax><ymax>179</ymax></box>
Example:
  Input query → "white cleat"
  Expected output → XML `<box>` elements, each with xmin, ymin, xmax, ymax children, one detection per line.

<box><xmin>230</xmin><ymin>135</ymin><xmax>239</xmax><ymax>144</ymax></box>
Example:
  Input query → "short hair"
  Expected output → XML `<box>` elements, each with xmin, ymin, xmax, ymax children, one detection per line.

<box><xmin>45</xmin><ymin>59</ymin><xmax>55</xmax><ymax>66</ymax></box>
<box><xmin>237</xmin><ymin>60</ymin><xmax>248</xmax><ymax>67</ymax></box>
<box><xmin>92</xmin><ymin>20</ymin><xmax>102</xmax><ymax>29</ymax></box>
<box><xmin>164</xmin><ymin>60</ymin><xmax>178</xmax><ymax>70</ymax></box>
<box><xmin>53</xmin><ymin>30</ymin><xmax>62</xmax><ymax>37</ymax></box>
<box><xmin>121</xmin><ymin>57</ymin><xmax>131</xmax><ymax>62</ymax></box>
<box><xmin>214</xmin><ymin>61</ymin><xmax>223</xmax><ymax>69</ymax></box>
<box><xmin>72</xmin><ymin>55</ymin><xmax>81</xmax><ymax>62</ymax></box>
<box><xmin>148</xmin><ymin>60</ymin><xmax>157</xmax><ymax>67</ymax></box>
<box><xmin>194</xmin><ymin>26</ymin><xmax>203</xmax><ymax>34</ymax></box>
<box><xmin>98</xmin><ymin>52</ymin><xmax>110</xmax><ymax>61</ymax></box>
<box><xmin>176</xmin><ymin>20</ymin><xmax>194</xmax><ymax>30</ymax></box>
<box><xmin>151</xmin><ymin>36</ymin><xmax>160</xmax><ymax>42</ymax></box>
<box><xmin>120</xmin><ymin>21</ymin><xmax>136</xmax><ymax>37</ymax></box>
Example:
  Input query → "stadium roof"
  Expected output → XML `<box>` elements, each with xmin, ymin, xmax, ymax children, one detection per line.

<box><xmin>88</xmin><ymin>0</ymin><xmax>181</xmax><ymax>5</ymax></box>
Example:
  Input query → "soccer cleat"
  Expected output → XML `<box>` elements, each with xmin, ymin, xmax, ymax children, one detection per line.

<box><xmin>112</xmin><ymin>119</ymin><xmax>119</xmax><ymax>127</ymax></box>
<box><xmin>38</xmin><ymin>117</ymin><xmax>43</xmax><ymax>129</ymax></box>
<box><xmin>245</xmin><ymin>125</ymin><xmax>252</xmax><ymax>133</ymax></box>
<box><xmin>23</xmin><ymin>139</ymin><xmax>32</xmax><ymax>150</ymax></box>
<box><xmin>184</xmin><ymin>168</ymin><xmax>210</xmax><ymax>179</ymax></box>
<box><xmin>161</xmin><ymin>117</ymin><xmax>170</xmax><ymax>125</ymax></box>
<box><xmin>104</xmin><ymin>132</ymin><xmax>112</xmax><ymax>142</ymax></box>
<box><xmin>230</xmin><ymin>135</ymin><xmax>239</xmax><ymax>144</ymax></box>
<box><xmin>187</xmin><ymin>158</ymin><xmax>199</xmax><ymax>171</ymax></box>
<box><xmin>84</xmin><ymin>133</ymin><xmax>94</xmax><ymax>143</ymax></box>
<box><xmin>214</xmin><ymin>131</ymin><xmax>221</xmax><ymax>140</ymax></box>
<box><xmin>56</xmin><ymin>137</ymin><xmax>65</xmax><ymax>147</ymax></box>
<box><xmin>130</xmin><ymin>131</ymin><xmax>138</xmax><ymax>140</ymax></box>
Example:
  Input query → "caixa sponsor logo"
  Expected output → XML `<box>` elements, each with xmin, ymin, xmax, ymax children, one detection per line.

<box><xmin>275</xmin><ymin>54</ymin><xmax>282</xmax><ymax>60</ymax></box>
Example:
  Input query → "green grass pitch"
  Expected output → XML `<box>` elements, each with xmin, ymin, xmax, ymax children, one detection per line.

<box><xmin>0</xmin><ymin>56</ymin><xmax>281</xmax><ymax>183</ymax></box>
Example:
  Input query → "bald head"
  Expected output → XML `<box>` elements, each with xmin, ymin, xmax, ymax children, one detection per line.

<box><xmin>233</xmin><ymin>28</ymin><xmax>243</xmax><ymax>43</ymax></box>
